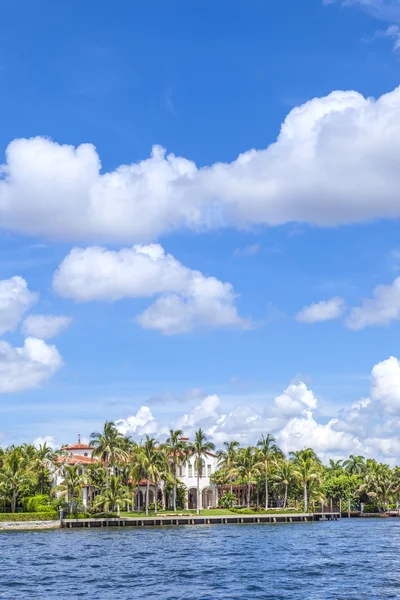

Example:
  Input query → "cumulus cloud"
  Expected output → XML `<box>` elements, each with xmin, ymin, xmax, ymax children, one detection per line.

<box><xmin>274</xmin><ymin>382</ymin><xmax>318</xmax><ymax>416</ymax></box>
<box><xmin>22</xmin><ymin>315</ymin><xmax>72</xmax><ymax>339</ymax></box>
<box><xmin>371</xmin><ymin>356</ymin><xmax>400</xmax><ymax>413</ymax></box>
<box><xmin>177</xmin><ymin>394</ymin><xmax>221</xmax><ymax>429</ymax></box>
<box><xmin>115</xmin><ymin>406</ymin><xmax>158</xmax><ymax>437</ymax></box>
<box><xmin>296</xmin><ymin>297</ymin><xmax>345</xmax><ymax>324</ymax></box>
<box><xmin>33</xmin><ymin>435</ymin><xmax>56</xmax><ymax>448</ymax></box>
<box><xmin>0</xmin><ymin>276</ymin><xmax>38</xmax><ymax>335</ymax></box>
<box><xmin>111</xmin><ymin>357</ymin><xmax>400</xmax><ymax>462</ymax></box>
<box><xmin>0</xmin><ymin>337</ymin><xmax>63</xmax><ymax>393</ymax></box>
<box><xmin>277</xmin><ymin>411</ymin><xmax>364</xmax><ymax>457</ymax></box>
<box><xmin>4</xmin><ymin>87</ymin><xmax>400</xmax><ymax>242</ymax></box>
<box><xmin>53</xmin><ymin>244</ymin><xmax>248</xmax><ymax>334</ymax></box>
<box><xmin>346</xmin><ymin>276</ymin><xmax>400</xmax><ymax>329</ymax></box>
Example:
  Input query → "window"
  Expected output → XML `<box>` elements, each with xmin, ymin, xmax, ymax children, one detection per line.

<box><xmin>188</xmin><ymin>464</ymin><xmax>193</xmax><ymax>477</ymax></box>
<box><xmin>207</xmin><ymin>464</ymin><xmax>212</xmax><ymax>476</ymax></box>
<box><xmin>84</xmin><ymin>453</ymin><xmax>88</xmax><ymax>457</ymax></box>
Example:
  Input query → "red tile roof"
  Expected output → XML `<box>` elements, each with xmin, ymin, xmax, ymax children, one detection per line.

<box><xmin>65</xmin><ymin>443</ymin><xmax>92</xmax><ymax>450</ymax></box>
<box><xmin>56</xmin><ymin>454</ymin><xmax>96</xmax><ymax>465</ymax></box>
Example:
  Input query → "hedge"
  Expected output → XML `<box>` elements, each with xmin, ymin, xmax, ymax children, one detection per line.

<box><xmin>0</xmin><ymin>512</ymin><xmax>59</xmax><ymax>522</ymax></box>
<box><xmin>229</xmin><ymin>507</ymin><xmax>307</xmax><ymax>515</ymax></box>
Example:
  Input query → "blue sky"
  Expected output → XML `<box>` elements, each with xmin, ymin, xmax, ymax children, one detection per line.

<box><xmin>2</xmin><ymin>0</ymin><xmax>400</xmax><ymax>461</ymax></box>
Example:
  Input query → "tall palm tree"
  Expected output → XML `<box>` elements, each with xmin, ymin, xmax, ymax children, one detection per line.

<box><xmin>217</xmin><ymin>441</ymin><xmax>240</xmax><ymax>494</ymax></box>
<box><xmin>92</xmin><ymin>475</ymin><xmax>132</xmax><ymax>515</ymax></box>
<box><xmin>55</xmin><ymin>464</ymin><xmax>86</xmax><ymax>514</ymax></box>
<box><xmin>137</xmin><ymin>436</ymin><xmax>166</xmax><ymax>516</ymax></box>
<box><xmin>90</xmin><ymin>421</ymin><xmax>128</xmax><ymax>486</ymax></box>
<box><xmin>273</xmin><ymin>459</ymin><xmax>295</xmax><ymax>508</ymax></box>
<box><xmin>190</xmin><ymin>429</ymin><xmax>215</xmax><ymax>515</ymax></box>
<box><xmin>343</xmin><ymin>455</ymin><xmax>366</xmax><ymax>475</ymax></box>
<box><xmin>290</xmin><ymin>449</ymin><xmax>321</xmax><ymax>512</ymax></box>
<box><xmin>257</xmin><ymin>434</ymin><xmax>282</xmax><ymax>510</ymax></box>
<box><xmin>162</xmin><ymin>429</ymin><xmax>188</xmax><ymax>512</ymax></box>
<box><xmin>234</xmin><ymin>446</ymin><xmax>261</xmax><ymax>509</ymax></box>
<box><xmin>34</xmin><ymin>442</ymin><xmax>54</xmax><ymax>494</ymax></box>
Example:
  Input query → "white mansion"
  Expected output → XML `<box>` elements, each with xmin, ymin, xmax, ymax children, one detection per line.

<box><xmin>52</xmin><ymin>436</ymin><xmax>219</xmax><ymax>510</ymax></box>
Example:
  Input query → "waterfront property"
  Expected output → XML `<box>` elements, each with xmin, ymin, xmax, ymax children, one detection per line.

<box><xmin>51</xmin><ymin>435</ymin><xmax>219</xmax><ymax>510</ymax></box>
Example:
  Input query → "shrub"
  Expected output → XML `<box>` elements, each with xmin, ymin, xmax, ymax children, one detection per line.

<box><xmin>218</xmin><ymin>492</ymin><xmax>236</xmax><ymax>509</ymax></box>
<box><xmin>23</xmin><ymin>495</ymin><xmax>54</xmax><ymax>513</ymax></box>
<box><xmin>0</xmin><ymin>512</ymin><xmax>58</xmax><ymax>522</ymax></box>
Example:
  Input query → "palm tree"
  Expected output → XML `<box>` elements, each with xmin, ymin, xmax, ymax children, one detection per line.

<box><xmin>190</xmin><ymin>429</ymin><xmax>215</xmax><ymax>515</ymax></box>
<box><xmin>290</xmin><ymin>449</ymin><xmax>322</xmax><ymax>512</ymax></box>
<box><xmin>0</xmin><ymin>448</ymin><xmax>36</xmax><ymax>512</ymax></box>
<box><xmin>137</xmin><ymin>436</ymin><xmax>166</xmax><ymax>516</ymax></box>
<box><xmin>217</xmin><ymin>441</ymin><xmax>240</xmax><ymax>494</ymax></box>
<box><xmin>162</xmin><ymin>429</ymin><xmax>188</xmax><ymax>512</ymax></box>
<box><xmin>55</xmin><ymin>464</ymin><xmax>86</xmax><ymax>514</ymax></box>
<box><xmin>273</xmin><ymin>459</ymin><xmax>295</xmax><ymax>508</ymax></box>
<box><xmin>257</xmin><ymin>434</ymin><xmax>282</xmax><ymax>510</ymax></box>
<box><xmin>343</xmin><ymin>455</ymin><xmax>366</xmax><ymax>475</ymax></box>
<box><xmin>34</xmin><ymin>442</ymin><xmax>54</xmax><ymax>494</ymax></box>
<box><xmin>234</xmin><ymin>446</ymin><xmax>261</xmax><ymax>509</ymax></box>
<box><xmin>90</xmin><ymin>421</ymin><xmax>128</xmax><ymax>486</ymax></box>
<box><xmin>92</xmin><ymin>475</ymin><xmax>132</xmax><ymax>515</ymax></box>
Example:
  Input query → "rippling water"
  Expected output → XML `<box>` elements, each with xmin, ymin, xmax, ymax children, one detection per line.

<box><xmin>1</xmin><ymin>519</ymin><xmax>400</xmax><ymax>599</ymax></box>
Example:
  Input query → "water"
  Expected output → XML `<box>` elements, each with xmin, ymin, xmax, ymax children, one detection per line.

<box><xmin>1</xmin><ymin>519</ymin><xmax>400</xmax><ymax>599</ymax></box>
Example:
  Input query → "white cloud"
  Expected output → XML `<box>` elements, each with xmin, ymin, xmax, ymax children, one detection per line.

<box><xmin>233</xmin><ymin>244</ymin><xmax>261</xmax><ymax>258</ymax></box>
<box><xmin>22</xmin><ymin>315</ymin><xmax>72</xmax><ymax>339</ymax></box>
<box><xmin>4</xmin><ymin>87</ymin><xmax>400</xmax><ymax>242</ymax></box>
<box><xmin>115</xmin><ymin>406</ymin><xmax>158</xmax><ymax>437</ymax></box>
<box><xmin>277</xmin><ymin>410</ymin><xmax>364</xmax><ymax>457</ymax></box>
<box><xmin>346</xmin><ymin>276</ymin><xmax>400</xmax><ymax>329</ymax></box>
<box><xmin>365</xmin><ymin>24</ymin><xmax>400</xmax><ymax>52</ymax></box>
<box><xmin>53</xmin><ymin>244</ymin><xmax>248</xmax><ymax>334</ymax></box>
<box><xmin>0</xmin><ymin>337</ymin><xmax>63</xmax><ymax>393</ymax></box>
<box><xmin>371</xmin><ymin>356</ymin><xmax>400</xmax><ymax>413</ymax></box>
<box><xmin>296</xmin><ymin>297</ymin><xmax>345</xmax><ymax>324</ymax></box>
<box><xmin>0</xmin><ymin>276</ymin><xmax>38</xmax><ymax>335</ymax></box>
<box><xmin>33</xmin><ymin>435</ymin><xmax>56</xmax><ymax>448</ymax></box>
<box><xmin>326</xmin><ymin>0</ymin><xmax>400</xmax><ymax>22</ymax></box>
<box><xmin>177</xmin><ymin>394</ymin><xmax>221</xmax><ymax>429</ymax></box>
<box><xmin>274</xmin><ymin>382</ymin><xmax>318</xmax><ymax>416</ymax></box>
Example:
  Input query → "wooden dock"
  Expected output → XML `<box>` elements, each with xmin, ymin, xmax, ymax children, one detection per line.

<box><xmin>62</xmin><ymin>512</ymin><xmax>340</xmax><ymax>529</ymax></box>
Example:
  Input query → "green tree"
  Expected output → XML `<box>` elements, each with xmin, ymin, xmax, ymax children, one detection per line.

<box><xmin>92</xmin><ymin>475</ymin><xmax>132</xmax><ymax>515</ymax></box>
<box><xmin>217</xmin><ymin>441</ymin><xmax>240</xmax><ymax>494</ymax></box>
<box><xmin>55</xmin><ymin>464</ymin><xmax>86</xmax><ymax>514</ymax></box>
<box><xmin>257</xmin><ymin>434</ymin><xmax>282</xmax><ymax>509</ymax></box>
<box><xmin>162</xmin><ymin>429</ymin><xmax>188</xmax><ymax>512</ymax></box>
<box><xmin>290</xmin><ymin>449</ymin><xmax>322</xmax><ymax>512</ymax></box>
<box><xmin>90</xmin><ymin>421</ymin><xmax>128</xmax><ymax>487</ymax></box>
<box><xmin>190</xmin><ymin>429</ymin><xmax>215</xmax><ymax>515</ymax></box>
<box><xmin>234</xmin><ymin>446</ymin><xmax>261</xmax><ymax>509</ymax></box>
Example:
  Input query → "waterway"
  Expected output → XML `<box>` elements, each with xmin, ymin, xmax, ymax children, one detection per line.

<box><xmin>1</xmin><ymin>519</ymin><xmax>399</xmax><ymax>599</ymax></box>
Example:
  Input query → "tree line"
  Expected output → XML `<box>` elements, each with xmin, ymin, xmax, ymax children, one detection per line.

<box><xmin>1</xmin><ymin>422</ymin><xmax>399</xmax><ymax>516</ymax></box>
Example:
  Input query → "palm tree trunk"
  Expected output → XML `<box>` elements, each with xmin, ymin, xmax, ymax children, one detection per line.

<box><xmin>284</xmin><ymin>484</ymin><xmax>288</xmax><ymax>508</ymax></box>
<box><xmin>304</xmin><ymin>483</ymin><xmax>307</xmax><ymax>512</ymax></box>
<box><xmin>230</xmin><ymin>477</ymin><xmax>233</xmax><ymax>495</ymax></box>
<box><xmin>247</xmin><ymin>480</ymin><xmax>251</xmax><ymax>509</ymax></box>
<box><xmin>136</xmin><ymin>483</ymin><xmax>140</xmax><ymax>512</ymax></box>
<box><xmin>197</xmin><ymin>470</ymin><xmax>200</xmax><ymax>516</ymax></box>
<box><xmin>40</xmin><ymin>468</ymin><xmax>44</xmax><ymax>495</ymax></box>
<box><xmin>12</xmin><ymin>489</ymin><xmax>17</xmax><ymax>513</ymax></box>
<box><xmin>173</xmin><ymin>459</ymin><xmax>177</xmax><ymax>512</ymax></box>
<box><xmin>154</xmin><ymin>482</ymin><xmax>158</xmax><ymax>515</ymax></box>
<box><xmin>105</xmin><ymin>455</ymin><xmax>109</xmax><ymax>488</ymax></box>
<box><xmin>146</xmin><ymin>477</ymin><xmax>150</xmax><ymax>516</ymax></box>
<box><xmin>265</xmin><ymin>467</ymin><xmax>269</xmax><ymax>510</ymax></box>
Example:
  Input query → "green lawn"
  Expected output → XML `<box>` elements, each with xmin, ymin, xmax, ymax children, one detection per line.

<box><xmin>119</xmin><ymin>508</ymin><xmax>305</xmax><ymax>518</ymax></box>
